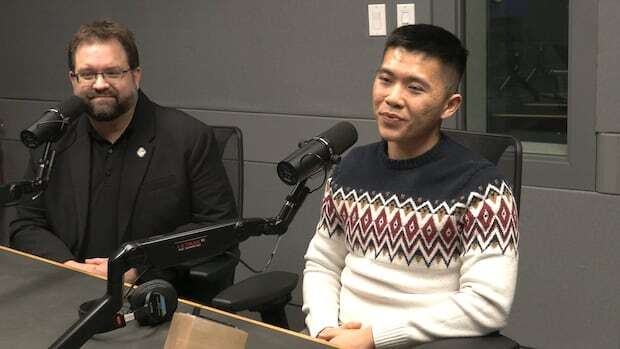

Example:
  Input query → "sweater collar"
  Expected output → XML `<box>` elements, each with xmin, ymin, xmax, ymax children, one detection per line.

<box><xmin>379</xmin><ymin>133</ymin><xmax>447</xmax><ymax>170</ymax></box>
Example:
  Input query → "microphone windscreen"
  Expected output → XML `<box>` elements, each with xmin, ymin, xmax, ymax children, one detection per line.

<box><xmin>59</xmin><ymin>95</ymin><xmax>88</xmax><ymax>118</ymax></box>
<box><xmin>317</xmin><ymin>121</ymin><xmax>358</xmax><ymax>155</ymax></box>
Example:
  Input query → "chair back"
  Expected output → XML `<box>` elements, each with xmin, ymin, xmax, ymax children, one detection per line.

<box><xmin>184</xmin><ymin>126</ymin><xmax>244</xmax><ymax>307</ymax></box>
<box><xmin>211</xmin><ymin>126</ymin><xmax>244</xmax><ymax>217</ymax></box>
<box><xmin>442</xmin><ymin>129</ymin><xmax>523</xmax><ymax>209</ymax></box>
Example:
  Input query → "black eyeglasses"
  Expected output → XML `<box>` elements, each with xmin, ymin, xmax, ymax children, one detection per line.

<box><xmin>71</xmin><ymin>68</ymin><xmax>132</xmax><ymax>83</ymax></box>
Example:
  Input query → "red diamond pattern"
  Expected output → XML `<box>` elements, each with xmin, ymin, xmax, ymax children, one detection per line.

<box><xmin>404</xmin><ymin>215</ymin><xmax>420</xmax><ymax>242</ymax></box>
<box><xmin>318</xmin><ymin>181</ymin><xmax>519</xmax><ymax>267</ymax></box>
<box><xmin>388</xmin><ymin>214</ymin><xmax>402</xmax><ymax>237</ymax></box>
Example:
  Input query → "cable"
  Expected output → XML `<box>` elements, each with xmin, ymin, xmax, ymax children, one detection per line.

<box><xmin>225</xmin><ymin>235</ymin><xmax>284</xmax><ymax>274</ymax></box>
<box><xmin>308</xmin><ymin>165</ymin><xmax>329</xmax><ymax>193</ymax></box>
<box><xmin>122</xmin><ymin>265</ymin><xmax>151</xmax><ymax>301</ymax></box>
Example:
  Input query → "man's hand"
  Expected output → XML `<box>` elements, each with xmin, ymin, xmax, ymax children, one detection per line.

<box><xmin>123</xmin><ymin>267</ymin><xmax>139</xmax><ymax>283</ymax></box>
<box><xmin>64</xmin><ymin>259</ymin><xmax>105</xmax><ymax>276</ymax></box>
<box><xmin>317</xmin><ymin>322</ymin><xmax>363</xmax><ymax>340</ymax></box>
<box><xmin>84</xmin><ymin>257</ymin><xmax>109</xmax><ymax>277</ymax></box>
<box><xmin>65</xmin><ymin>258</ymin><xmax>139</xmax><ymax>283</ymax></box>
<box><xmin>317</xmin><ymin>322</ymin><xmax>375</xmax><ymax>349</ymax></box>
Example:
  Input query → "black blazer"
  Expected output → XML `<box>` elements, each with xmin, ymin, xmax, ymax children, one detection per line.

<box><xmin>9</xmin><ymin>91</ymin><xmax>237</xmax><ymax>267</ymax></box>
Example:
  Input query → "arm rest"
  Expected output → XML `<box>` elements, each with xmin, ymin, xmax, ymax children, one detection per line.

<box><xmin>211</xmin><ymin>271</ymin><xmax>298</xmax><ymax>312</ymax></box>
<box><xmin>188</xmin><ymin>252</ymin><xmax>239</xmax><ymax>283</ymax></box>
<box><xmin>182</xmin><ymin>252</ymin><xmax>239</xmax><ymax>305</ymax></box>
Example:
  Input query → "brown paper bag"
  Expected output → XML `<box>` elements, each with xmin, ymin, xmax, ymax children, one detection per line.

<box><xmin>164</xmin><ymin>312</ymin><xmax>248</xmax><ymax>349</ymax></box>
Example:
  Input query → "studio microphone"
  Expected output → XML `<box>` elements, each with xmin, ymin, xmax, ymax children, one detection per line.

<box><xmin>277</xmin><ymin>121</ymin><xmax>358</xmax><ymax>185</ymax></box>
<box><xmin>20</xmin><ymin>95</ymin><xmax>88</xmax><ymax>148</ymax></box>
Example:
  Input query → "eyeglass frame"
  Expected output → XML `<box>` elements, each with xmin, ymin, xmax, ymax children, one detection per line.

<box><xmin>70</xmin><ymin>68</ymin><xmax>134</xmax><ymax>84</ymax></box>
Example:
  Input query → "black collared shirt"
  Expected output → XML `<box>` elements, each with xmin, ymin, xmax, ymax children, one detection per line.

<box><xmin>81</xmin><ymin>123</ymin><xmax>133</xmax><ymax>259</ymax></box>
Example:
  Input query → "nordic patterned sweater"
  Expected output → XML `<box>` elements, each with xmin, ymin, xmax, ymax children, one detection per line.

<box><xmin>302</xmin><ymin>134</ymin><xmax>519</xmax><ymax>348</ymax></box>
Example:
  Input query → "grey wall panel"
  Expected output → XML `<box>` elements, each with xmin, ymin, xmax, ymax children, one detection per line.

<box><xmin>505</xmin><ymin>186</ymin><xmax>620</xmax><ymax>349</ymax></box>
<box><xmin>137</xmin><ymin>0</ymin><xmax>379</xmax><ymax>117</ymax></box>
<box><xmin>1</xmin><ymin>0</ymin><xmax>459</xmax><ymax>120</ymax></box>
<box><xmin>2</xmin><ymin>1</ymin><xmax>383</xmax><ymax>118</ymax></box>
<box><xmin>410</xmin><ymin>0</ymin><xmax>432</xmax><ymax>25</ymax></box>
<box><xmin>432</xmin><ymin>0</ymin><xmax>461</xmax><ymax>130</ymax></box>
<box><xmin>0</xmin><ymin>1</ymin><xmax>111</xmax><ymax>100</ymax></box>
<box><xmin>596</xmin><ymin>0</ymin><xmax>620</xmax><ymax>132</ymax></box>
<box><xmin>596</xmin><ymin>133</ymin><xmax>620</xmax><ymax>194</ymax></box>
<box><xmin>180</xmin><ymin>109</ymin><xmax>380</xmax><ymax>163</ymax></box>
<box><xmin>432</xmin><ymin>0</ymin><xmax>458</xmax><ymax>37</ymax></box>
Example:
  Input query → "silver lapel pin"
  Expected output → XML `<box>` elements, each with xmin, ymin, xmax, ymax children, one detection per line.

<box><xmin>136</xmin><ymin>147</ymin><xmax>147</xmax><ymax>158</ymax></box>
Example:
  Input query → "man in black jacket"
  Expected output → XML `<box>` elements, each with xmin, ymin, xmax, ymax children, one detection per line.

<box><xmin>10</xmin><ymin>19</ymin><xmax>237</xmax><ymax>288</ymax></box>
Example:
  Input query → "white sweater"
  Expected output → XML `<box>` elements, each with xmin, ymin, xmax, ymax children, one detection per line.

<box><xmin>302</xmin><ymin>140</ymin><xmax>519</xmax><ymax>348</ymax></box>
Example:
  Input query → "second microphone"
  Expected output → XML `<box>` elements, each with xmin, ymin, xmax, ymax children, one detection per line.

<box><xmin>277</xmin><ymin>121</ymin><xmax>358</xmax><ymax>185</ymax></box>
<box><xmin>21</xmin><ymin>96</ymin><xmax>88</xmax><ymax>149</ymax></box>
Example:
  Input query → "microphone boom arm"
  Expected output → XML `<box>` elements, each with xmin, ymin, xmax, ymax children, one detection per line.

<box><xmin>50</xmin><ymin>179</ymin><xmax>313</xmax><ymax>348</ymax></box>
<box><xmin>1</xmin><ymin>140</ymin><xmax>57</xmax><ymax>206</ymax></box>
<box><xmin>269</xmin><ymin>179</ymin><xmax>311</xmax><ymax>235</ymax></box>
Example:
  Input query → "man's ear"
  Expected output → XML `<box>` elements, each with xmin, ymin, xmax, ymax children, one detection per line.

<box><xmin>132</xmin><ymin>67</ymin><xmax>142</xmax><ymax>89</ymax></box>
<box><xmin>69</xmin><ymin>71</ymin><xmax>79</xmax><ymax>90</ymax></box>
<box><xmin>440</xmin><ymin>93</ymin><xmax>462</xmax><ymax>121</ymax></box>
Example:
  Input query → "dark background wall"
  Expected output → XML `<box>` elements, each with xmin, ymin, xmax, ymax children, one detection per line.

<box><xmin>1</xmin><ymin>1</ymin><xmax>618</xmax><ymax>348</ymax></box>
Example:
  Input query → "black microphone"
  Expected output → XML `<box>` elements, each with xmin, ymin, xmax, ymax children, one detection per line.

<box><xmin>277</xmin><ymin>121</ymin><xmax>358</xmax><ymax>185</ymax></box>
<box><xmin>20</xmin><ymin>95</ymin><xmax>88</xmax><ymax>148</ymax></box>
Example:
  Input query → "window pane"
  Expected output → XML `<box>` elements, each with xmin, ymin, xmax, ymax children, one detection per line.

<box><xmin>487</xmin><ymin>0</ymin><xmax>569</xmax><ymax>155</ymax></box>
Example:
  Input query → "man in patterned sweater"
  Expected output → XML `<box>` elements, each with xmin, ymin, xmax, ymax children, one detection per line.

<box><xmin>302</xmin><ymin>24</ymin><xmax>519</xmax><ymax>348</ymax></box>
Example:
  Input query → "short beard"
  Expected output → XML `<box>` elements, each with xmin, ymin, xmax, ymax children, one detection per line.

<box><xmin>87</xmin><ymin>90</ymin><xmax>136</xmax><ymax>122</ymax></box>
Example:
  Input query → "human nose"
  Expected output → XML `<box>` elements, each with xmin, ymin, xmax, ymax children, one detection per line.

<box><xmin>384</xmin><ymin>84</ymin><xmax>404</xmax><ymax>108</ymax></box>
<box><xmin>92</xmin><ymin>73</ymin><xmax>111</xmax><ymax>90</ymax></box>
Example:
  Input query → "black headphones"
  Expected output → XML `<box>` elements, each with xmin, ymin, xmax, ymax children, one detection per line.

<box><xmin>78</xmin><ymin>279</ymin><xmax>178</xmax><ymax>333</ymax></box>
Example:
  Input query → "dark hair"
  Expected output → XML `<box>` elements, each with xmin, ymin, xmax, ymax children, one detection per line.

<box><xmin>384</xmin><ymin>24</ymin><xmax>468</xmax><ymax>86</ymax></box>
<box><xmin>67</xmin><ymin>19</ymin><xmax>139</xmax><ymax>71</ymax></box>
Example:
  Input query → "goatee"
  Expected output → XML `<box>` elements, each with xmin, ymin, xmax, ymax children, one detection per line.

<box><xmin>86</xmin><ymin>92</ymin><xmax>135</xmax><ymax>122</ymax></box>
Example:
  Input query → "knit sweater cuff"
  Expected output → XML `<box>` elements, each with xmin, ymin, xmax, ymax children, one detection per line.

<box><xmin>372</xmin><ymin>322</ymin><xmax>414</xmax><ymax>349</ymax></box>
